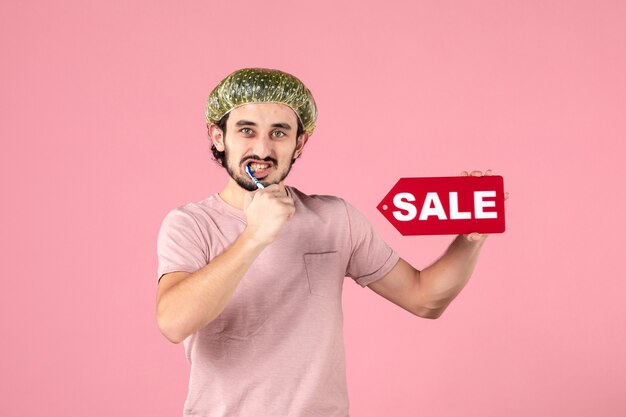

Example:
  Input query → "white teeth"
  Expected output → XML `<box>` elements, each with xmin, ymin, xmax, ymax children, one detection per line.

<box><xmin>250</xmin><ymin>163</ymin><xmax>269</xmax><ymax>171</ymax></box>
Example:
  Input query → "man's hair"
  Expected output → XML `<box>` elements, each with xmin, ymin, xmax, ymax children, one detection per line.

<box><xmin>209</xmin><ymin>112</ymin><xmax>305</xmax><ymax>167</ymax></box>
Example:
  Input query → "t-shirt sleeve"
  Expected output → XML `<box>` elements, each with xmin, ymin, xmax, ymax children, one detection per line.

<box><xmin>342</xmin><ymin>200</ymin><xmax>400</xmax><ymax>287</ymax></box>
<box><xmin>156</xmin><ymin>208</ymin><xmax>208</xmax><ymax>284</ymax></box>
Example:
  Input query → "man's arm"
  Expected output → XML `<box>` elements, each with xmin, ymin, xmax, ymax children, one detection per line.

<box><xmin>157</xmin><ymin>229</ymin><xmax>268</xmax><ymax>343</ymax></box>
<box><xmin>156</xmin><ymin>184</ymin><xmax>294</xmax><ymax>344</ymax></box>
<box><xmin>368</xmin><ymin>169</ymin><xmax>508</xmax><ymax>318</ymax></box>
<box><xmin>367</xmin><ymin>235</ymin><xmax>487</xmax><ymax>319</ymax></box>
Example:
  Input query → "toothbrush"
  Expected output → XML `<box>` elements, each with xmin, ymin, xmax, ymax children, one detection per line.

<box><xmin>245</xmin><ymin>165</ymin><xmax>265</xmax><ymax>189</ymax></box>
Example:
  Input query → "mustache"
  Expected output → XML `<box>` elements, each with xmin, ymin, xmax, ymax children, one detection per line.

<box><xmin>240</xmin><ymin>155</ymin><xmax>278</xmax><ymax>165</ymax></box>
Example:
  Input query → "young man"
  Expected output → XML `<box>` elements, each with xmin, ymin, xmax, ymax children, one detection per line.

<box><xmin>156</xmin><ymin>68</ymin><xmax>498</xmax><ymax>416</ymax></box>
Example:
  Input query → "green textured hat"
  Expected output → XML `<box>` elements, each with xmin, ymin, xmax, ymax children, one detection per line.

<box><xmin>205</xmin><ymin>68</ymin><xmax>317</xmax><ymax>135</ymax></box>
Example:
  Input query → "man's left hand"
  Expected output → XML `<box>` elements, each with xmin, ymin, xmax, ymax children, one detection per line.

<box><xmin>460</xmin><ymin>169</ymin><xmax>510</xmax><ymax>242</ymax></box>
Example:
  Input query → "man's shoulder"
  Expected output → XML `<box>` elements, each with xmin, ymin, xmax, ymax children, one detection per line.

<box><xmin>162</xmin><ymin>194</ymin><xmax>224</xmax><ymax>224</ymax></box>
<box><xmin>287</xmin><ymin>186</ymin><xmax>348</xmax><ymax>209</ymax></box>
<box><xmin>287</xmin><ymin>186</ymin><xmax>378</xmax><ymax>229</ymax></box>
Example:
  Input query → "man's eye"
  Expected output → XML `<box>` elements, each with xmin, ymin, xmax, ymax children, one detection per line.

<box><xmin>240</xmin><ymin>128</ymin><xmax>253</xmax><ymax>135</ymax></box>
<box><xmin>272</xmin><ymin>131</ymin><xmax>286</xmax><ymax>138</ymax></box>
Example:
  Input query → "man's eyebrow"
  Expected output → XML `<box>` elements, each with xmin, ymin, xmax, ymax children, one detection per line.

<box><xmin>270</xmin><ymin>123</ymin><xmax>292</xmax><ymax>130</ymax></box>
<box><xmin>234</xmin><ymin>120</ymin><xmax>257</xmax><ymax>127</ymax></box>
<box><xmin>234</xmin><ymin>120</ymin><xmax>292</xmax><ymax>130</ymax></box>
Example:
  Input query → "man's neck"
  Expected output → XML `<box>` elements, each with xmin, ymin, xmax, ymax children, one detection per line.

<box><xmin>218</xmin><ymin>179</ymin><xmax>249</xmax><ymax>210</ymax></box>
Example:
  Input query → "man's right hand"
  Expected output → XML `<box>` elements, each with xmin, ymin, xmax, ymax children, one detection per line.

<box><xmin>242</xmin><ymin>183</ymin><xmax>295</xmax><ymax>246</ymax></box>
<box><xmin>157</xmin><ymin>183</ymin><xmax>294</xmax><ymax>343</ymax></box>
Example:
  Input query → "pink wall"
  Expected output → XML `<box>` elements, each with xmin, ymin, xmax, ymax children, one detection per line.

<box><xmin>1</xmin><ymin>0</ymin><xmax>625</xmax><ymax>416</ymax></box>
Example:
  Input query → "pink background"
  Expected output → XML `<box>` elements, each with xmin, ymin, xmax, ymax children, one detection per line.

<box><xmin>1</xmin><ymin>1</ymin><xmax>625</xmax><ymax>416</ymax></box>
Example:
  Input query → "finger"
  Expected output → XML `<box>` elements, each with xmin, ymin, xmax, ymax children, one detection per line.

<box><xmin>460</xmin><ymin>171</ymin><xmax>469</xmax><ymax>176</ymax></box>
<box><xmin>260</xmin><ymin>185</ymin><xmax>283</xmax><ymax>197</ymax></box>
<box><xmin>470</xmin><ymin>170</ymin><xmax>482</xmax><ymax>177</ymax></box>
<box><xmin>267</xmin><ymin>183</ymin><xmax>287</xmax><ymax>195</ymax></box>
<box><xmin>272</xmin><ymin>198</ymin><xmax>295</xmax><ymax>217</ymax></box>
<box><xmin>466</xmin><ymin>232</ymin><xmax>487</xmax><ymax>242</ymax></box>
<box><xmin>504</xmin><ymin>192</ymin><xmax>510</xmax><ymax>201</ymax></box>
<box><xmin>485</xmin><ymin>169</ymin><xmax>493</xmax><ymax>176</ymax></box>
<box><xmin>263</xmin><ymin>186</ymin><xmax>282</xmax><ymax>195</ymax></box>
<box><xmin>274</xmin><ymin>196</ymin><xmax>295</xmax><ymax>206</ymax></box>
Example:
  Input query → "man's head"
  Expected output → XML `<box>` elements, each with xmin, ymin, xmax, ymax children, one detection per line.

<box><xmin>206</xmin><ymin>68</ymin><xmax>317</xmax><ymax>191</ymax></box>
<box><xmin>209</xmin><ymin>109</ymin><xmax>306</xmax><ymax>168</ymax></box>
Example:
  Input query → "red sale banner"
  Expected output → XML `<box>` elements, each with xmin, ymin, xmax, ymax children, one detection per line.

<box><xmin>377</xmin><ymin>176</ymin><xmax>506</xmax><ymax>236</ymax></box>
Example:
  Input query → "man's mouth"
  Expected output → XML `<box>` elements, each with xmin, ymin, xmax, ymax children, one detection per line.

<box><xmin>244</xmin><ymin>161</ymin><xmax>273</xmax><ymax>179</ymax></box>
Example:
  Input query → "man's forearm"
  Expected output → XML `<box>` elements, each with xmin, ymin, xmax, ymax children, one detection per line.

<box><xmin>157</xmin><ymin>228</ymin><xmax>267</xmax><ymax>343</ymax></box>
<box><xmin>418</xmin><ymin>235</ymin><xmax>487</xmax><ymax>314</ymax></box>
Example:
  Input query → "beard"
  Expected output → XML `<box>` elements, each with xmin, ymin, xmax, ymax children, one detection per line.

<box><xmin>223</xmin><ymin>146</ymin><xmax>297</xmax><ymax>192</ymax></box>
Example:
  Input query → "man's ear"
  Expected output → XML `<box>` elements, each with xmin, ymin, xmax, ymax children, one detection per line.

<box><xmin>208</xmin><ymin>123</ymin><xmax>225</xmax><ymax>151</ymax></box>
<box><xmin>294</xmin><ymin>132</ymin><xmax>309</xmax><ymax>159</ymax></box>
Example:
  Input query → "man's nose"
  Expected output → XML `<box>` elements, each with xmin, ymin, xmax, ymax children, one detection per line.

<box><xmin>251</xmin><ymin>135</ymin><xmax>271</xmax><ymax>158</ymax></box>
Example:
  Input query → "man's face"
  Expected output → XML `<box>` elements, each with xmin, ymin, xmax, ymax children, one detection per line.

<box><xmin>213</xmin><ymin>103</ymin><xmax>307</xmax><ymax>191</ymax></box>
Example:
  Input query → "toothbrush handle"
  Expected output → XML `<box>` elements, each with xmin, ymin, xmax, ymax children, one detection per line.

<box><xmin>245</xmin><ymin>166</ymin><xmax>265</xmax><ymax>189</ymax></box>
